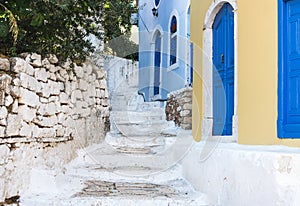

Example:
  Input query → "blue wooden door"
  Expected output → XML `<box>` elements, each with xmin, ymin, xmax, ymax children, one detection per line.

<box><xmin>212</xmin><ymin>3</ymin><xmax>234</xmax><ymax>136</ymax></box>
<box><xmin>278</xmin><ymin>0</ymin><xmax>300</xmax><ymax>138</ymax></box>
<box><xmin>154</xmin><ymin>34</ymin><xmax>161</xmax><ymax>96</ymax></box>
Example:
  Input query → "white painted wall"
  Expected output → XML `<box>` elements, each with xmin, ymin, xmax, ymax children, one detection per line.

<box><xmin>181</xmin><ymin>142</ymin><xmax>300</xmax><ymax>205</ymax></box>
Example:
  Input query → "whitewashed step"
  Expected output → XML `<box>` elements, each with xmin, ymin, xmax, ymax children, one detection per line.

<box><xmin>21</xmin><ymin>166</ymin><xmax>209</xmax><ymax>206</ymax></box>
<box><xmin>105</xmin><ymin>132</ymin><xmax>167</xmax><ymax>154</ymax></box>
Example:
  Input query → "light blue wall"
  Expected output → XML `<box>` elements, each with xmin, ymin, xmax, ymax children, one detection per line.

<box><xmin>138</xmin><ymin>0</ymin><xmax>191</xmax><ymax>102</ymax></box>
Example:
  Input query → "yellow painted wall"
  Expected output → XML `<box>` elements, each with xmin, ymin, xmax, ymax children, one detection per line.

<box><xmin>191</xmin><ymin>0</ymin><xmax>300</xmax><ymax>147</ymax></box>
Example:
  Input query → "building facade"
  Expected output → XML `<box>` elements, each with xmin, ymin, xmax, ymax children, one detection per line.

<box><xmin>184</xmin><ymin>0</ymin><xmax>300</xmax><ymax>205</ymax></box>
<box><xmin>138</xmin><ymin>0</ymin><xmax>192</xmax><ymax>102</ymax></box>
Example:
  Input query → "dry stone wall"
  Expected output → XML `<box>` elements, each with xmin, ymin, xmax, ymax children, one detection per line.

<box><xmin>0</xmin><ymin>53</ymin><xmax>110</xmax><ymax>203</ymax></box>
<box><xmin>165</xmin><ymin>87</ymin><xmax>192</xmax><ymax>130</ymax></box>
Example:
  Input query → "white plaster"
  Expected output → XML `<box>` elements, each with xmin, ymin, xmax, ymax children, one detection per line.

<box><xmin>181</xmin><ymin>142</ymin><xmax>300</xmax><ymax>206</ymax></box>
<box><xmin>202</xmin><ymin>0</ymin><xmax>238</xmax><ymax>141</ymax></box>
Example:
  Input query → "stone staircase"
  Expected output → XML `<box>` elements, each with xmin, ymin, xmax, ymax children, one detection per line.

<box><xmin>20</xmin><ymin>60</ymin><xmax>209</xmax><ymax>205</ymax></box>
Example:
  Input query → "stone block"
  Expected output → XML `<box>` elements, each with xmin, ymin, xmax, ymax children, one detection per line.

<box><xmin>6</xmin><ymin>114</ymin><xmax>22</xmax><ymax>136</ymax></box>
<box><xmin>20</xmin><ymin>121</ymin><xmax>33</xmax><ymax>137</ymax></box>
<box><xmin>74</xmin><ymin>65</ymin><xmax>84</xmax><ymax>78</ymax></box>
<box><xmin>55</xmin><ymin>125</ymin><xmax>65</xmax><ymax>137</ymax></box>
<box><xmin>40</xmin><ymin>82</ymin><xmax>51</xmax><ymax>98</ymax></box>
<box><xmin>47</xmin><ymin>54</ymin><xmax>58</xmax><ymax>64</ymax></box>
<box><xmin>59</xmin><ymin>92</ymin><xmax>69</xmax><ymax>104</ymax></box>
<box><xmin>28</xmin><ymin>53</ymin><xmax>42</xmax><ymax>67</ymax></box>
<box><xmin>71</xmin><ymin>90</ymin><xmax>83</xmax><ymax>103</ymax></box>
<box><xmin>10</xmin><ymin>85</ymin><xmax>20</xmax><ymax>98</ymax></box>
<box><xmin>85</xmin><ymin>64</ymin><xmax>93</xmax><ymax>75</ymax></box>
<box><xmin>96</xmin><ymin>70</ymin><xmax>106</xmax><ymax>80</ymax></box>
<box><xmin>37</xmin><ymin>102</ymin><xmax>56</xmax><ymax>116</ymax></box>
<box><xmin>0</xmin><ymin>126</ymin><xmax>5</xmax><ymax>137</ymax></box>
<box><xmin>0</xmin><ymin>145</ymin><xmax>10</xmax><ymax>164</ymax></box>
<box><xmin>10</xmin><ymin>57</ymin><xmax>27</xmax><ymax>73</ymax></box>
<box><xmin>20</xmin><ymin>73</ymin><xmax>41</xmax><ymax>92</ymax></box>
<box><xmin>19</xmin><ymin>88</ymin><xmax>40</xmax><ymax>108</ymax></box>
<box><xmin>99</xmin><ymin>79</ymin><xmax>106</xmax><ymax>89</ymax></box>
<box><xmin>180</xmin><ymin>110</ymin><xmax>190</xmax><ymax>117</ymax></box>
<box><xmin>11</xmin><ymin>99</ymin><xmax>18</xmax><ymax>114</ymax></box>
<box><xmin>42</xmin><ymin>58</ymin><xmax>51</xmax><ymax>66</ymax></box>
<box><xmin>0</xmin><ymin>119</ymin><xmax>6</xmax><ymax>127</ymax></box>
<box><xmin>34</xmin><ymin>115</ymin><xmax>58</xmax><ymax>127</ymax></box>
<box><xmin>183</xmin><ymin>117</ymin><xmax>192</xmax><ymax>125</ymax></box>
<box><xmin>57</xmin><ymin>113</ymin><xmax>66</xmax><ymax>124</ymax></box>
<box><xmin>79</xmin><ymin>79</ymin><xmax>88</xmax><ymax>91</ymax></box>
<box><xmin>183</xmin><ymin>103</ymin><xmax>193</xmax><ymax>110</ymax></box>
<box><xmin>49</xmin><ymin>72</ymin><xmax>57</xmax><ymax>81</ymax></box>
<box><xmin>33</xmin><ymin>127</ymin><xmax>56</xmax><ymax>138</ymax></box>
<box><xmin>40</xmin><ymin>97</ymin><xmax>48</xmax><ymax>103</ymax></box>
<box><xmin>18</xmin><ymin>105</ymin><xmax>36</xmax><ymax>122</ymax></box>
<box><xmin>0</xmin><ymin>58</ymin><xmax>10</xmax><ymax>71</ymax></box>
<box><xmin>34</xmin><ymin>68</ymin><xmax>48</xmax><ymax>82</ymax></box>
<box><xmin>0</xmin><ymin>106</ymin><xmax>8</xmax><ymax>119</ymax></box>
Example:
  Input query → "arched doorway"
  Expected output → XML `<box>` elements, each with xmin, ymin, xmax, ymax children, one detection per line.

<box><xmin>212</xmin><ymin>3</ymin><xmax>235</xmax><ymax>136</ymax></box>
<box><xmin>154</xmin><ymin>31</ymin><xmax>162</xmax><ymax>96</ymax></box>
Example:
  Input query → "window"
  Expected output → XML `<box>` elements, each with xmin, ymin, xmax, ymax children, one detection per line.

<box><xmin>170</xmin><ymin>16</ymin><xmax>177</xmax><ymax>66</ymax></box>
<box><xmin>154</xmin><ymin>0</ymin><xmax>160</xmax><ymax>7</ymax></box>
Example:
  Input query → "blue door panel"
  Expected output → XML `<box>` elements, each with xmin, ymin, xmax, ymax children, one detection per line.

<box><xmin>278</xmin><ymin>0</ymin><xmax>300</xmax><ymax>138</ymax></box>
<box><xmin>212</xmin><ymin>3</ymin><xmax>234</xmax><ymax>136</ymax></box>
<box><xmin>154</xmin><ymin>35</ymin><xmax>161</xmax><ymax>96</ymax></box>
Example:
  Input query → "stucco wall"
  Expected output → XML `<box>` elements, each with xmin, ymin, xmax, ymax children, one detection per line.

<box><xmin>191</xmin><ymin>0</ymin><xmax>300</xmax><ymax>146</ymax></box>
<box><xmin>138</xmin><ymin>0</ymin><xmax>191</xmax><ymax>101</ymax></box>
<box><xmin>0</xmin><ymin>53</ymin><xmax>110</xmax><ymax>203</ymax></box>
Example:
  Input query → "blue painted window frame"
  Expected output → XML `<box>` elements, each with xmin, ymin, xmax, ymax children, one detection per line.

<box><xmin>170</xmin><ymin>16</ymin><xmax>177</xmax><ymax>66</ymax></box>
<box><xmin>278</xmin><ymin>0</ymin><xmax>300</xmax><ymax>138</ymax></box>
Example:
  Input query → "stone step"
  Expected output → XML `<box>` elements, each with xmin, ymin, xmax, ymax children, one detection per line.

<box><xmin>105</xmin><ymin>133</ymin><xmax>167</xmax><ymax>154</ymax></box>
<box><xmin>72</xmin><ymin>131</ymin><xmax>194</xmax><ymax>173</ymax></box>
<box><xmin>21</xmin><ymin>178</ymin><xmax>208</xmax><ymax>206</ymax></box>
<box><xmin>21</xmin><ymin>165</ymin><xmax>209</xmax><ymax>206</ymax></box>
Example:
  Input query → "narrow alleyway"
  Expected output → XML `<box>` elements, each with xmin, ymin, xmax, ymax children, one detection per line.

<box><xmin>20</xmin><ymin>60</ymin><xmax>209</xmax><ymax>205</ymax></box>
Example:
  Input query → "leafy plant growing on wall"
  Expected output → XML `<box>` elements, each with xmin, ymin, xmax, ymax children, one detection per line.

<box><xmin>0</xmin><ymin>0</ymin><xmax>137</xmax><ymax>62</ymax></box>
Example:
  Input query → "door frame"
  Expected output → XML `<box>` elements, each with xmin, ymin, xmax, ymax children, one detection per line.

<box><xmin>202</xmin><ymin>0</ymin><xmax>238</xmax><ymax>142</ymax></box>
<box><xmin>150</xmin><ymin>26</ymin><xmax>163</xmax><ymax>100</ymax></box>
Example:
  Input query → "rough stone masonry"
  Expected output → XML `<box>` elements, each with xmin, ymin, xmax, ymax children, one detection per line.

<box><xmin>0</xmin><ymin>53</ymin><xmax>110</xmax><ymax>203</ymax></box>
<box><xmin>165</xmin><ymin>87</ymin><xmax>192</xmax><ymax>130</ymax></box>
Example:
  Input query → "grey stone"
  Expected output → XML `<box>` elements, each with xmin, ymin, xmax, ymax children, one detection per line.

<box><xmin>5</xmin><ymin>95</ymin><xmax>14</xmax><ymax>107</ymax></box>
<box><xmin>29</xmin><ymin>53</ymin><xmax>42</xmax><ymax>67</ymax></box>
<box><xmin>18</xmin><ymin>105</ymin><xmax>36</xmax><ymax>122</ymax></box>
<box><xmin>0</xmin><ymin>58</ymin><xmax>10</xmax><ymax>71</ymax></box>
<box><xmin>11</xmin><ymin>99</ymin><xmax>18</xmax><ymax>114</ymax></box>
<box><xmin>20</xmin><ymin>73</ymin><xmax>41</xmax><ymax>92</ymax></box>
<box><xmin>19</xmin><ymin>88</ymin><xmax>40</xmax><ymax>107</ymax></box>
<box><xmin>20</xmin><ymin>121</ymin><xmax>33</xmax><ymax>137</ymax></box>
<box><xmin>59</xmin><ymin>92</ymin><xmax>69</xmax><ymax>104</ymax></box>
<box><xmin>6</xmin><ymin>114</ymin><xmax>22</xmax><ymax>136</ymax></box>
<box><xmin>34</xmin><ymin>68</ymin><xmax>48</xmax><ymax>82</ymax></box>
<box><xmin>0</xmin><ymin>107</ymin><xmax>8</xmax><ymax>119</ymax></box>
<box><xmin>0</xmin><ymin>145</ymin><xmax>10</xmax><ymax>164</ymax></box>
<box><xmin>48</xmin><ymin>54</ymin><xmax>58</xmax><ymax>64</ymax></box>
<box><xmin>0</xmin><ymin>126</ymin><xmax>5</xmax><ymax>137</ymax></box>
<box><xmin>74</xmin><ymin>65</ymin><xmax>84</xmax><ymax>78</ymax></box>
<box><xmin>79</xmin><ymin>79</ymin><xmax>88</xmax><ymax>91</ymax></box>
